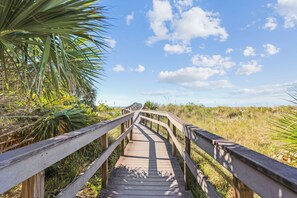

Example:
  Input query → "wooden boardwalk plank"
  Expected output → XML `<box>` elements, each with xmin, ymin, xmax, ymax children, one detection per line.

<box><xmin>99</xmin><ymin>121</ymin><xmax>193</xmax><ymax>198</ymax></box>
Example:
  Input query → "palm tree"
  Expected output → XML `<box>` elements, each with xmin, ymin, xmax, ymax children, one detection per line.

<box><xmin>0</xmin><ymin>0</ymin><xmax>106</xmax><ymax>97</ymax></box>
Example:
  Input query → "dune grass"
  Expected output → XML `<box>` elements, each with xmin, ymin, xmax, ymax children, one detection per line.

<box><xmin>155</xmin><ymin>104</ymin><xmax>296</xmax><ymax>197</ymax></box>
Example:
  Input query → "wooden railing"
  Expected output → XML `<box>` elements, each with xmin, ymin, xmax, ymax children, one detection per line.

<box><xmin>139</xmin><ymin>110</ymin><xmax>297</xmax><ymax>198</ymax></box>
<box><xmin>0</xmin><ymin>104</ymin><xmax>140</xmax><ymax>197</ymax></box>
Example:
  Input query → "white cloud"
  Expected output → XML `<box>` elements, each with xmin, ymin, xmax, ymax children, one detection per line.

<box><xmin>163</xmin><ymin>43</ymin><xmax>191</xmax><ymax>54</ymax></box>
<box><xmin>174</xmin><ymin>0</ymin><xmax>193</xmax><ymax>10</ymax></box>
<box><xmin>126</xmin><ymin>12</ymin><xmax>134</xmax><ymax>25</ymax></box>
<box><xmin>172</xmin><ymin>7</ymin><xmax>228</xmax><ymax>42</ymax></box>
<box><xmin>276</xmin><ymin>0</ymin><xmax>297</xmax><ymax>28</ymax></box>
<box><xmin>159</xmin><ymin>67</ymin><xmax>232</xmax><ymax>89</ymax></box>
<box><xmin>263</xmin><ymin>17</ymin><xmax>277</xmax><ymax>31</ymax></box>
<box><xmin>243</xmin><ymin>46</ymin><xmax>256</xmax><ymax>57</ymax></box>
<box><xmin>263</xmin><ymin>43</ymin><xmax>280</xmax><ymax>55</ymax></box>
<box><xmin>180</xmin><ymin>80</ymin><xmax>232</xmax><ymax>89</ymax></box>
<box><xmin>226</xmin><ymin>48</ymin><xmax>233</xmax><ymax>54</ymax></box>
<box><xmin>147</xmin><ymin>0</ymin><xmax>173</xmax><ymax>43</ymax></box>
<box><xmin>147</xmin><ymin>1</ymin><xmax>228</xmax><ymax>45</ymax></box>
<box><xmin>142</xmin><ymin>89</ymin><xmax>191</xmax><ymax>96</ymax></box>
<box><xmin>236</xmin><ymin>60</ymin><xmax>262</xmax><ymax>76</ymax></box>
<box><xmin>159</xmin><ymin>67</ymin><xmax>224</xmax><ymax>83</ymax></box>
<box><xmin>191</xmin><ymin>54</ymin><xmax>235</xmax><ymax>69</ymax></box>
<box><xmin>231</xmin><ymin>80</ymin><xmax>297</xmax><ymax>96</ymax></box>
<box><xmin>134</xmin><ymin>65</ymin><xmax>145</xmax><ymax>72</ymax></box>
<box><xmin>158</xmin><ymin>67</ymin><xmax>231</xmax><ymax>89</ymax></box>
<box><xmin>113</xmin><ymin>64</ymin><xmax>125</xmax><ymax>72</ymax></box>
<box><xmin>104</xmin><ymin>37</ymin><xmax>116</xmax><ymax>49</ymax></box>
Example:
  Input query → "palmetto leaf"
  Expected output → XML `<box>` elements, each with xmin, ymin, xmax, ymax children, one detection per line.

<box><xmin>0</xmin><ymin>0</ymin><xmax>106</xmax><ymax>97</ymax></box>
<box><xmin>29</xmin><ymin>108</ymin><xmax>87</xmax><ymax>140</ymax></box>
<box><xmin>274</xmin><ymin>93</ymin><xmax>297</xmax><ymax>153</ymax></box>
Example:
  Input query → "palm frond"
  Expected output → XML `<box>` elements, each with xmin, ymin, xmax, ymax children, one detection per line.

<box><xmin>0</xmin><ymin>0</ymin><xmax>107</xmax><ymax>97</ymax></box>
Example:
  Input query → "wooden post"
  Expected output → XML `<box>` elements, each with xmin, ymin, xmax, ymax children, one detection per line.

<box><xmin>130</xmin><ymin>117</ymin><xmax>133</xmax><ymax>140</ymax></box>
<box><xmin>184</xmin><ymin>135</ymin><xmax>191</xmax><ymax>191</ymax></box>
<box><xmin>21</xmin><ymin>171</ymin><xmax>44</xmax><ymax>198</ymax></box>
<box><xmin>145</xmin><ymin>113</ymin><xmax>148</xmax><ymax>125</ymax></box>
<box><xmin>172</xmin><ymin>125</ymin><xmax>177</xmax><ymax>156</ymax></box>
<box><xmin>167</xmin><ymin>118</ymin><xmax>170</xmax><ymax>141</ymax></box>
<box><xmin>101</xmin><ymin>133</ymin><xmax>108</xmax><ymax>189</ymax></box>
<box><xmin>233</xmin><ymin>176</ymin><xmax>253</xmax><ymax>198</ymax></box>
<box><xmin>121</xmin><ymin>122</ymin><xmax>125</xmax><ymax>156</ymax></box>
<box><xmin>150</xmin><ymin>114</ymin><xmax>153</xmax><ymax>129</ymax></box>
<box><xmin>157</xmin><ymin>115</ymin><xmax>160</xmax><ymax>133</ymax></box>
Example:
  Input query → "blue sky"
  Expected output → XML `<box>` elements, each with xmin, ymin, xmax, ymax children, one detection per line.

<box><xmin>98</xmin><ymin>0</ymin><xmax>297</xmax><ymax>107</ymax></box>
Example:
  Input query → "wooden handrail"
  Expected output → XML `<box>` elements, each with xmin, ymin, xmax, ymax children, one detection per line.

<box><xmin>0</xmin><ymin>111</ymin><xmax>135</xmax><ymax>196</ymax></box>
<box><xmin>140</xmin><ymin>110</ymin><xmax>297</xmax><ymax>198</ymax></box>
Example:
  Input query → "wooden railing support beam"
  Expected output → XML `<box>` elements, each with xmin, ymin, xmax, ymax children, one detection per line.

<box><xmin>157</xmin><ymin>115</ymin><xmax>160</xmax><ymax>133</ymax></box>
<box><xmin>21</xmin><ymin>171</ymin><xmax>44</xmax><ymax>198</ymax></box>
<box><xmin>172</xmin><ymin>125</ymin><xmax>177</xmax><ymax>157</ymax></box>
<box><xmin>150</xmin><ymin>114</ymin><xmax>153</xmax><ymax>129</ymax></box>
<box><xmin>130</xmin><ymin>117</ymin><xmax>133</xmax><ymax>140</ymax></box>
<box><xmin>233</xmin><ymin>176</ymin><xmax>253</xmax><ymax>198</ymax></box>
<box><xmin>184</xmin><ymin>136</ymin><xmax>191</xmax><ymax>191</ymax></box>
<box><xmin>167</xmin><ymin>119</ymin><xmax>170</xmax><ymax>141</ymax></box>
<box><xmin>101</xmin><ymin>133</ymin><xmax>108</xmax><ymax>189</ymax></box>
<box><xmin>121</xmin><ymin>122</ymin><xmax>125</xmax><ymax>156</ymax></box>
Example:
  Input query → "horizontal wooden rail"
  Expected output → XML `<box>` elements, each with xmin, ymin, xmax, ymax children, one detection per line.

<box><xmin>140</xmin><ymin>110</ymin><xmax>297</xmax><ymax>198</ymax></box>
<box><xmin>139</xmin><ymin>115</ymin><xmax>220</xmax><ymax>198</ymax></box>
<box><xmin>139</xmin><ymin>115</ymin><xmax>183</xmax><ymax>157</ymax></box>
<box><xmin>57</xmin><ymin>124</ymin><xmax>134</xmax><ymax>197</ymax></box>
<box><xmin>0</xmin><ymin>112</ymin><xmax>134</xmax><ymax>195</ymax></box>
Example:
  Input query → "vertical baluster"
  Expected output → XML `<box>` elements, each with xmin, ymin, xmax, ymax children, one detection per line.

<box><xmin>150</xmin><ymin>113</ymin><xmax>153</xmax><ymax>129</ymax></box>
<box><xmin>21</xmin><ymin>171</ymin><xmax>44</xmax><ymax>198</ymax></box>
<box><xmin>157</xmin><ymin>115</ymin><xmax>160</xmax><ymax>133</ymax></box>
<box><xmin>167</xmin><ymin>118</ymin><xmax>170</xmax><ymax>141</ymax></box>
<box><xmin>101</xmin><ymin>133</ymin><xmax>108</xmax><ymax>189</ymax></box>
<box><xmin>172</xmin><ymin>125</ymin><xmax>177</xmax><ymax>156</ymax></box>
<box><xmin>130</xmin><ymin>117</ymin><xmax>133</xmax><ymax>140</ymax></box>
<box><xmin>184</xmin><ymin>125</ymin><xmax>191</xmax><ymax>191</ymax></box>
<box><xmin>121</xmin><ymin>122</ymin><xmax>125</xmax><ymax>156</ymax></box>
<box><xmin>233</xmin><ymin>176</ymin><xmax>253</xmax><ymax>198</ymax></box>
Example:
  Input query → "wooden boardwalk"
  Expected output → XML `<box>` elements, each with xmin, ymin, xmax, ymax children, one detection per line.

<box><xmin>2</xmin><ymin>104</ymin><xmax>297</xmax><ymax>197</ymax></box>
<box><xmin>99</xmin><ymin>120</ymin><xmax>193</xmax><ymax>197</ymax></box>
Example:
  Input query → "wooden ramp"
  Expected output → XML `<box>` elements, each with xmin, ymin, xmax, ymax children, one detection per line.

<box><xmin>99</xmin><ymin>121</ymin><xmax>193</xmax><ymax>198</ymax></box>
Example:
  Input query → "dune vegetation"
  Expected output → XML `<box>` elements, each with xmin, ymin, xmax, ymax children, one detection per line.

<box><xmin>150</xmin><ymin>103</ymin><xmax>296</xmax><ymax>197</ymax></box>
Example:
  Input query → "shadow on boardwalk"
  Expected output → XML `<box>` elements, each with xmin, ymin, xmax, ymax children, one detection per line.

<box><xmin>98</xmin><ymin>123</ymin><xmax>191</xmax><ymax>198</ymax></box>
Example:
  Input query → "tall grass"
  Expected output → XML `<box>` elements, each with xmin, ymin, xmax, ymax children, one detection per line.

<box><xmin>159</xmin><ymin>104</ymin><xmax>296</xmax><ymax>197</ymax></box>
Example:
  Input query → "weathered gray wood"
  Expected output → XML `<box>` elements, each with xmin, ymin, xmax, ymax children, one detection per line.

<box><xmin>56</xmin><ymin>124</ymin><xmax>134</xmax><ymax>198</ymax></box>
<box><xmin>150</xmin><ymin>114</ymin><xmax>153</xmax><ymax>129</ymax></box>
<box><xmin>104</xmin><ymin>123</ymin><xmax>193</xmax><ymax>198</ymax></box>
<box><xmin>130</xmin><ymin>117</ymin><xmax>133</xmax><ymax>140</ymax></box>
<box><xmin>184</xmin><ymin>153</ymin><xmax>221</xmax><ymax>198</ymax></box>
<box><xmin>233</xmin><ymin>176</ymin><xmax>253</xmax><ymax>198</ymax></box>
<box><xmin>157</xmin><ymin>115</ymin><xmax>160</xmax><ymax>133</ymax></box>
<box><xmin>140</xmin><ymin>110</ymin><xmax>297</xmax><ymax>197</ymax></box>
<box><xmin>139</xmin><ymin>116</ymin><xmax>183</xmax><ymax>158</ymax></box>
<box><xmin>101</xmin><ymin>195</ymin><xmax>184</xmax><ymax>198</ymax></box>
<box><xmin>101</xmin><ymin>133</ymin><xmax>108</xmax><ymax>189</ymax></box>
<box><xmin>139</xmin><ymin>116</ymin><xmax>183</xmax><ymax>156</ymax></box>
<box><xmin>121</xmin><ymin>122</ymin><xmax>125</xmax><ymax>156</ymax></box>
<box><xmin>172</xmin><ymin>125</ymin><xmax>177</xmax><ymax>157</ymax></box>
<box><xmin>167</xmin><ymin>119</ymin><xmax>170</xmax><ymax>141</ymax></box>
<box><xmin>140</xmin><ymin>110</ymin><xmax>184</xmax><ymax>131</ymax></box>
<box><xmin>0</xmin><ymin>112</ymin><xmax>134</xmax><ymax>194</ymax></box>
<box><xmin>186</xmin><ymin>125</ymin><xmax>297</xmax><ymax>197</ymax></box>
<box><xmin>184</xmin><ymin>136</ymin><xmax>191</xmax><ymax>191</ymax></box>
